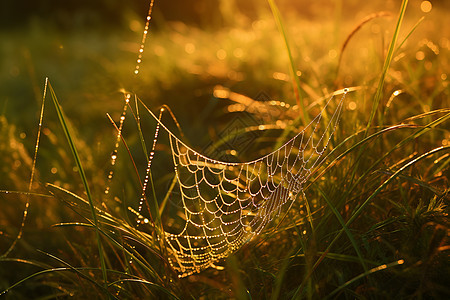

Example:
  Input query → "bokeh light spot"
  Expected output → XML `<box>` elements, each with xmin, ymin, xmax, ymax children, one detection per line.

<box><xmin>129</xmin><ymin>19</ymin><xmax>141</xmax><ymax>32</ymax></box>
<box><xmin>348</xmin><ymin>101</ymin><xmax>357</xmax><ymax>110</ymax></box>
<box><xmin>328</xmin><ymin>49</ymin><xmax>337</xmax><ymax>59</ymax></box>
<box><xmin>415</xmin><ymin>51</ymin><xmax>425</xmax><ymax>61</ymax></box>
<box><xmin>217</xmin><ymin>49</ymin><xmax>227</xmax><ymax>60</ymax></box>
<box><xmin>439</xmin><ymin>38</ymin><xmax>449</xmax><ymax>49</ymax></box>
<box><xmin>420</xmin><ymin>1</ymin><xmax>432</xmax><ymax>13</ymax></box>
<box><xmin>185</xmin><ymin>43</ymin><xmax>195</xmax><ymax>54</ymax></box>
<box><xmin>273</xmin><ymin>72</ymin><xmax>289</xmax><ymax>81</ymax></box>
<box><xmin>233</xmin><ymin>48</ymin><xmax>244</xmax><ymax>58</ymax></box>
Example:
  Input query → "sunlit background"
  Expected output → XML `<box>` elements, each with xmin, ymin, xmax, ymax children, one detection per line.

<box><xmin>1</xmin><ymin>0</ymin><xmax>448</xmax><ymax>181</ymax></box>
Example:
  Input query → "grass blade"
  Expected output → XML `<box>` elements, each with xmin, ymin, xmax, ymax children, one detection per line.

<box><xmin>268</xmin><ymin>0</ymin><xmax>308</xmax><ymax>124</ymax></box>
<box><xmin>318</xmin><ymin>187</ymin><xmax>368</xmax><ymax>272</ymax></box>
<box><xmin>2</xmin><ymin>78</ymin><xmax>48</xmax><ymax>258</ymax></box>
<box><xmin>365</xmin><ymin>0</ymin><xmax>409</xmax><ymax>136</ymax></box>
<box><xmin>325</xmin><ymin>259</ymin><xmax>405</xmax><ymax>299</ymax></box>
<box><xmin>293</xmin><ymin>145</ymin><xmax>449</xmax><ymax>298</ymax></box>
<box><xmin>47</xmin><ymin>81</ymin><xmax>109</xmax><ymax>288</ymax></box>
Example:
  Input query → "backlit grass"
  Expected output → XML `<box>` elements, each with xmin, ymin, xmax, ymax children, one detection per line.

<box><xmin>1</xmin><ymin>0</ymin><xmax>449</xmax><ymax>298</ymax></box>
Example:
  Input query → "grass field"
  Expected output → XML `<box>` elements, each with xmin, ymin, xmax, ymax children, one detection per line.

<box><xmin>1</xmin><ymin>0</ymin><xmax>449</xmax><ymax>298</ymax></box>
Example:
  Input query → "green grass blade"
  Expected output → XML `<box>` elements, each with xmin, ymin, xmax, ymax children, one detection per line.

<box><xmin>345</xmin><ymin>145</ymin><xmax>449</xmax><ymax>229</ymax></box>
<box><xmin>395</xmin><ymin>16</ymin><xmax>424</xmax><ymax>53</ymax></box>
<box><xmin>159</xmin><ymin>174</ymin><xmax>177</xmax><ymax>215</ymax></box>
<box><xmin>1</xmin><ymin>264</ymin><xmax>115</xmax><ymax>299</ymax></box>
<box><xmin>268</xmin><ymin>0</ymin><xmax>308</xmax><ymax>124</ymax></box>
<box><xmin>365</xmin><ymin>0</ymin><xmax>409</xmax><ymax>136</ymax></box>
<box><xmin>332</xmin><ymin>145</ymin><xmax>448</xmax><ymax>250</ymax></box>
<box><xmin>325</xmin><ymin>260</ymin><xmax>405</xmax><ymax>299</ymax></box>
<box><xmin>46</xmin><ymin>182</ymin><xmax>165</xmax><ymax>282</ymax></box>
<box><xmin>47</xmin><ymin>81</ymin><xmax>109</xmax><ymax>288</ymax></box>
<box><xmin>130</xmin><ymin>101</ymin><xmax>164</xmax><ymax>236</ymax></box>
<box><xmin>318</xmin><ymin>187</ymin><xmax>368</xmax><ymax>272</ymax></box>
<box><xmin>37</xmin><ymin>250</ymin><xmax>118</xmax><ymax>299</ymax></box>
<box><xmin>108</xmin><ymin>279</ymin><xmax>180</xmax><ymax>300</ymax></box>
<box><xmin>293</xmin><ymin>145</ymin><xmax>449</xmax><ymax>298</ymax></box>
<box><xmin>226</xmin><ymin>255</ymin><xmax>249</xmax><ymax>300</ymax></box>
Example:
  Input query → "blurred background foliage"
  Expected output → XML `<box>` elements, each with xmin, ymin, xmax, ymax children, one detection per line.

<box><xmin>1</xmin><ymin>0</ymin><xmax>448</xmax><ymax>142</ymax></box>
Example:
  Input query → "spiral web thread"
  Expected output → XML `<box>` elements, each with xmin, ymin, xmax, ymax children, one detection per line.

<box><xmin>144</xmin><ymin>90</ymin><xmax>347</xmax><ymax>277</ymax></box>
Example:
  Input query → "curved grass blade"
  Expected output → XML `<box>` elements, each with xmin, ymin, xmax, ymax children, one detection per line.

<box><xmin>47</xmin><ymin>81</ymin><xmax>109</xmax><ymax>288</ymax></box>
<box><xmin>108</xmin><ymin>279</ymin><xmax>179</xmax><ymax>300</ymax></box>
<box><xmin>0</xmin><ymin>190</ymin><xmax>52</xmax><ymax>198</ymax></box>
<box><xmin>2</xmin><ymin>78</ymin><xmax>48</xmax><ymax>258</ymax></box>
<box><xmin>293</xmin><ymin>145</ymin><xmax>450</xmax><ymax>298</ymax></box>
<box><xmin>46</xmin><ymin>183</ymin><xmax>166</xmax><ymax>281</ymax></box>
<box><xmin>325</xmin><ymin>259</ymin><xmax>405</xmax><ymax>299</ymax></box>
<box><xmin>1</xmin><ymin>264</ymin><xmax>116</xmax><ymax>299</ymax></box>
<box><xmin>336</xmin><ymin>11</ymin><xmax>391</xmax><ymax>81</ymax></box>
<box><xmin>37</xmin><ymin>249</ymin><xmax>117</xmax><ymax>299</ymax></box>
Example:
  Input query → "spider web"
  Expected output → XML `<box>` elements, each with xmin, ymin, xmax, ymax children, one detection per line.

<box><xmin>144</xmin><ymin>90</ymin><xmax>346</xmax><ymax>277</ymax></box>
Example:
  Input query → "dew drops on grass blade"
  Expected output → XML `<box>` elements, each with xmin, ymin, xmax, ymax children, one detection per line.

<box><xmin>104</xmin><ymin>93</ymin><xmax>131</xmax><ymax>199</ymax></box>
<box><xmin>134</xmin><ymin>0</ymin><xmax>155</xmax><ymax>76</ymax></box>
<box><xmin>104</xmin><ymin>0</ymin><xmax>155</xmax><ymax>201</ymax></box>
<box><xmin>2</xmin><ymin>78</ymin><xmax>49</xmax><ymax>257</ymax></box>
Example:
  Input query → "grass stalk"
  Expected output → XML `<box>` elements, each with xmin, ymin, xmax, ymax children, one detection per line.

<box><xmin>47</xmin><ymin>82</ymin><xmax>109</xmax><ymax>289</ymax></box>
<box><xmin>268</xmin><ymin>0</ymin><xmax>308</xmax><ymax>124</ymax></box>
<box><xmin>365</xmin><ymin>0</ymin><xmax>409</xmax><ymax>136</ymax></box>
<box><xmin>318</xmin><ymin>187</ymin><xmax>368</xmax><ymax>272</ymax></box>
<box><xmin>325</xmin><ymin>259</ymin><xmax>405</xmax><ymax>299</ymax></box>
<box><xmin>1</xmin><ymin>78</ymin><xmax>48</xmax><ymax>258</ymax></box>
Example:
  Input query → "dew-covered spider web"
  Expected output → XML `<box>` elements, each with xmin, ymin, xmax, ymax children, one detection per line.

<box><xmin>138</xmin><ymin>90</ymin><xmax>347</xmax><ymax>277</ymax></box>
<box><xmin>97</xmin><ymin>0</ymin><xmax>349</xmax><ymax>278</ymax></box>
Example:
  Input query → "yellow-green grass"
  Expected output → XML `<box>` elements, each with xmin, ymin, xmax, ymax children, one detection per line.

<box><xmin>1</xmin><ymin>0</ymin><xmax>449</xmax><ymax>298</ymax></box>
